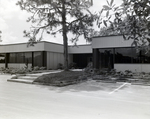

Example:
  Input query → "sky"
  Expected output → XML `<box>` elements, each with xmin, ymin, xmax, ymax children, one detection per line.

<box><xmin>0</xmin><ymin>0</ymin><xmax>122</xmax><ymax>45</ymax></box>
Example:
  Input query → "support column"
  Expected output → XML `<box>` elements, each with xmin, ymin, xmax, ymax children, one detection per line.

<box><xmin>112</xmin><ymin>48</ymin><xmax>115</xmax><ymax>69</ymax></box>
<box><xmin>5</xmin><ymin>53</ymin><xmax>9</xmax><ymax>68</ymax></box>
<box><xmin>42</xmin><ymin>51</ymin><xmax>47</xmax><ymax>68</ymax></box>
<box><xmin>93</xmin><ymin>49</ymin><xmax>99</xmax><ymax>69</ymax></box>
<box><xmin>32</xmin><ymin>52</ymin><xmax>34</xmax><ymax>67</ymax></box>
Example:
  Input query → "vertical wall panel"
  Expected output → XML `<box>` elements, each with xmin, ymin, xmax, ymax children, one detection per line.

<box><xmin>68</xmin><ymin>54</ymin><xmax>73</xmax><ymax>64</ymax></box>
<box><xmin>47</xmin><ymin>52</ymin><xmax>53</xmax><ymax>69</ymax></box>
<box><xmin>50</xmin><ymin>52</ymin><xmax>54</xmax><ymax>69</ymax></box>
<box><xmin>47</xmin><ymin>52</ymin><xmax>50</xmax><ymax>69</ymax></box>
<box><xmin>46</xmin><ymin>52</ymin><xmax>64</xmax><ymax>70</ymax></box>
<box><xmin>54</xmin><ymin>53</ymin><xmax>57</xmax><ymax>69</ymax></box>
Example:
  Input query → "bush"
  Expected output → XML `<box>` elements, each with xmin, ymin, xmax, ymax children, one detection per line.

<box><xmin>57</xmin><ymin>63</ymin><xmax>64</xmax><ymax>69</ymax></box>
<box><xmin>33</xmin><ymin>66</ymin><xmax>40</xmax><ymax>71</ymax></box>
<box><xmin>39</xmin><ymin>67</ymin><xmax>46</xmax><ymax>70</ymax></box>
<box><xmin>69</xmin><ymin>62</ymin><xmax>77</xmax><ymax>69</ymax></box>
<box><xmin>0</xmin><ymin>66</ymin><xmax>32</xmax><ymax>74</ymax></box>
<box><xmin>84</xmin><ymin>62</ymin><xmax>93</xmax><ymax>74</ymax></box>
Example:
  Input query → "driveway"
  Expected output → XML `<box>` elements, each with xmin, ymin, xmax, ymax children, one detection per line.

<box><xmin>0</xmin><ymin>74</ymin><xmax>150</xmax><ymax>119</ymax></box>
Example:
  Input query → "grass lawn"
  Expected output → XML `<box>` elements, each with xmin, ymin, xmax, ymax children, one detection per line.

<box><xmin>33</xmin><ymin>71</ymin><xmax>87</xmax><ymax>86</ymax></box>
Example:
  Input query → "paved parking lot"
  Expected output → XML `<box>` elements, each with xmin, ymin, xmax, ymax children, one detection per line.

<box><xmin>0</xmin><ymin>74</ymin><xmax>150</xmax><ymax>119</ymax></box>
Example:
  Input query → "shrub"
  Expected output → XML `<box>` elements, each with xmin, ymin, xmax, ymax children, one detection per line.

<box><xmin>0</xmin><ymin>66</ymin><xmax>32</xmax><ymax>74</ymax></box>
<box><xmin>39</xmin><ymin>67</ymin><xmax>46</xmax><ymax>70</ymax></box>
<box><xmin>69</xmin><ymin>62</ymin><xmax>77</xmax><ymax>69</ymax></box>
<box><xmin>33</xmin><ymin>66</ymin><xmax>40</xmax><ymax>71</ymax></box>
<box><xmin>57</xmin><ymin>63</ymin><xmax>64</xmax><ymax>69</ymax></box>
<box><xmin>84</xmin><ymin>62</ymin><xmax>93</xmax><ymax>73</ymax></box>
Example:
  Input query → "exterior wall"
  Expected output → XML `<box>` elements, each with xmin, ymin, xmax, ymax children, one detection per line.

<box><xmin>69</xmin><ymin>45</ymin><xmax>92</xmax><ymax>54</ymax></box>
<box><xmin>68</xmin><ymin>54</ymin><xmax>73</xmax><ymax>64</ymax></box>
<box><xmin>92</xmin><ymin>35</ymin><xmax>133</xmax><ymax>49</ymax></box>
<box><xmin>8</xmin><ymin>63</ymin><xmax>32</xmax><ymax>69</ymax></box>
<box><xmin>44</xmin><ymin>42</ymin><xmax>64</xmax><ymax>53</ymax></box>
<box><xmin>47</xmin><ymin>52</ymin><xmax>64</xmax><ymax>69</ymax></box>
<box><xmin>0</xmin><ymin>64</ymin><xmax>5</xmax><ymax>68</ymax></box>
<box><xmin>114</xmin><ymin>64</ymin><xmax>150</xmax><ymax>72</ymax></box>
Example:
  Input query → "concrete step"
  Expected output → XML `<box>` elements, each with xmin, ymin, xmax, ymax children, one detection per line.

<box><xmin>25</xmin><ymin>74</ymin><xmax>42</xmax><ymax>77</ymax></box>
<box><xmin>26</xmin><ymin>71</ymin><xmax>62</xmax><ymax>77</ymax></box>
<box><xmin>7</xmin><ymin>79</ymin><xmax>33</xmax><ymax>84</ymax></box>
<box><xmin>18</xmin><ymin>76</ymin><xmax>37</xmax><ymax>80</ymax></box>
<box><xmin>7</xmin><ymin>71</ymin><xmax>63</xmax><ymax>85</ymax></box>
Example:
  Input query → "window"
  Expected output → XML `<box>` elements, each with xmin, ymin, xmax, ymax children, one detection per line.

<box><xmin>98</xmin><ymin>47</ymin><xmax>150</xmax><ymax>65</ymax></box>
<box><xmin>9</xmin><ymin>53</ymin><xmax>16</xmax><ymax>63</ymax></box>
<box><xmin>34</xmin><ymin>52</ymin><xmax>43</xmax><ymax>67</ymax></box>
<box><xmin>114</xmin><ymin>47</ymin><xmax>150</xmax><ymax>63</ymax></box>
<box><xmin>141</xmin><ymin>50</ymin><xmax>150</xmax><ymax>63</ymax></box>
<box><xmin>25</xmin><ymin>52</ymin><xmax>32</xmax><ymax>63</ymax></box>
<box><xmin>16</xmin><ymin>53</ymin><xmax>25</xmax><ymax>63</ymax></box>
<box><xmin>115</xmin><ymin>48</ymin><xmax>133</xmax><ymax>63</ymax></box>
<box><xmin>9</xmin><ymin>52</ymin><xmax>32</xmax><ymax>63</ymax></box>
<box><xmin>0</xmin><ymin>53</ymin><xmax>5</xmax><ymax>63</ymax></box>
<box><xmin>99</xmin><ymin>49</ymin><xmax>114</xmax><ymax>69</ymax></box>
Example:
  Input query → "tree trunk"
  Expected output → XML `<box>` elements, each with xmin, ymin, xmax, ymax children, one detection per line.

<box><xmin>62</xmin><ymin>0</ymin><xmax>69</xmax><ymax>71</ymax></box>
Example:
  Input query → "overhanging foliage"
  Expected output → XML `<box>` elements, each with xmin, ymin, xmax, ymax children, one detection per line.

<box><xmin>97</xmin><ymin>0</ymin><xmax>150</xmax><ymax>53</ymax></box>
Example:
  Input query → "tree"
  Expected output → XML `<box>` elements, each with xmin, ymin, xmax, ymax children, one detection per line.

<box><xmin>98</xmin><ymin>16</ymin><xmax>133</xmax><ymax>36</ymax></box>
<box><xmin>17</xmin><ymin>0</ymin><xmax>96</xmax><ymax>70</ymax></box>
<box><xmin>97</xmin><ymin>0</ymin><xmax>150</xmax><ymax>54</ymax></box>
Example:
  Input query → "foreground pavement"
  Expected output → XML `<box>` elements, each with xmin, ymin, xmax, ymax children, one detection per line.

<box><xmin>0</xmin><ymin>74</ymin><xmax>150</xmax><ymax>119</ymax></box>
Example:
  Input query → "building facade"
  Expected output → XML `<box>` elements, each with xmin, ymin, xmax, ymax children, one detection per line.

<box><xmin>92</xmin><ymin>35</ymin><xmax>150</xmax><ymax>72</ymax></box>
<box><xmin>1</xmin><ymin>35</ymin><xmax>150</xmax><ymax>72</ymax></box>
<box><xmin>0</xmin><ymin>41</ymin><xmax>92</xmax><ymax>70</ymax></box>
<box><xmin>0</xmin><ymin>42</ymin><xmax>64</xmax><ymax>69</ymax></box>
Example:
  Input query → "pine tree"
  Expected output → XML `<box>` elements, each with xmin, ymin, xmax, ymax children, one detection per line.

<box><xmin>17</xmin><ymin>0</ymin><xmax>96</xmax><ymax>70</ymax></box>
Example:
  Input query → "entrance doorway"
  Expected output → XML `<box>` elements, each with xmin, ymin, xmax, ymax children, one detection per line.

<box><xmin>99</xmin><ymin>49</ymin><xmax>114</xmax><ymax>70</ymax></box>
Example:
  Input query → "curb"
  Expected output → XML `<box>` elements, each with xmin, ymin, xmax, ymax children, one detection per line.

<box><xmin>7</xmin><ymin>79</ymin><xmax>33</xmax><ymax>84</ymax></box>
<box><xmin>131</xmin><ymin>83</ymin><xmax>150</xmax><ymax>86</ymax></box>
<box><xmin>95</xmin><ymin>80</ymin><xmax>150</xmax><ymax>86</ymax></box>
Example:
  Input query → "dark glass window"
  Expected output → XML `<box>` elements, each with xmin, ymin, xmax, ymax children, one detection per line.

<box><xmin>9</xmin><ymin>53</ymin><xmax>16</xmax><ymax>63</ymax></box>
<box><xmin>34</xmin><ymin>52</ymin><xmax>43</xmax><ymax>67</ymax></box>
<box><xmin>9</xmin><ymin>52</ymin><xmax>32</xmax><ymax>63</ymax></box>
<box><xmin>16</xmin><ymin>53</ymin><xmax>25</xmax><ymax>63</ymax></box>
<box><xmin>99</xmin><ymin>49</ymin><xmax>114</xmax><ymax>69</ymax></box>
<box><xmin>25</xmin><ymin>52</ymin><xmax>32</xmax><ymax>63</ymax></box>
<box><xmin>141</xmin><ymin>50</ymin><xmax>150</xmax><ymax>63</ymax></box>
<box><xmin>0</xmin><ymin>53</ymin><xmax>5</xmax><ymax>63</ymax></box>
<box><xmin>73</xmin><ymin>54</ymin><xmax>92</xmax><ymax>68</ymax></box>
<box><xmin>115</xmin><ymin>47</ymin><xmax>145</xmax><ymax>63</ymax></box>
<box><xmin>115</xmin><ymin>48</ymin><xmax>133</xmax><ymax>63</ymax></box>
<box><xmin>132</xmin><ymin>49</ymin><xmax>141</xmax><ymax>63</ymax></box>
<box><xmin>98</xmin><ymin>47</ymin><xmax>150</xmax><ymax>65</ymax></box>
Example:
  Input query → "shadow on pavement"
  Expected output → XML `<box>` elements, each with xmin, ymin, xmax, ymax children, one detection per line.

<box><xmin>35</xmin><ymin>80</ymin><xmax>126</xmax><ymax>93</ymax></box>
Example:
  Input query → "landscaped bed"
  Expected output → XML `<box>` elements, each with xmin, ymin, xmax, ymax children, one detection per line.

<box><xmin>33</xmin><ymin>71</ymin><xmax>88</xmax><ymax>86</ymax></box>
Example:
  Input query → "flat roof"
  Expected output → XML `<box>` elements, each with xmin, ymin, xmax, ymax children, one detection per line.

<box><xmin>0</xmin><ymin>41</ymin><xmax>63</xmax><ymax>46</ymax></box>
<box><xmin>0</xmin><ymin>41</ymin><xmax>92</xmax><ymax>54</ymax></box>
<box><xmin>0</xmin><ymin>41</ymin><xmax>91</xmax><ymax>47</ymax></box>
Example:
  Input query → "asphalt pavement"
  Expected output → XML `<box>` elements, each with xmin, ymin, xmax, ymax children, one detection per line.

<box><xmin>0</xmin><ymin>74</ymin><xmax>150</xmax><ymax>119</ymax></box>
